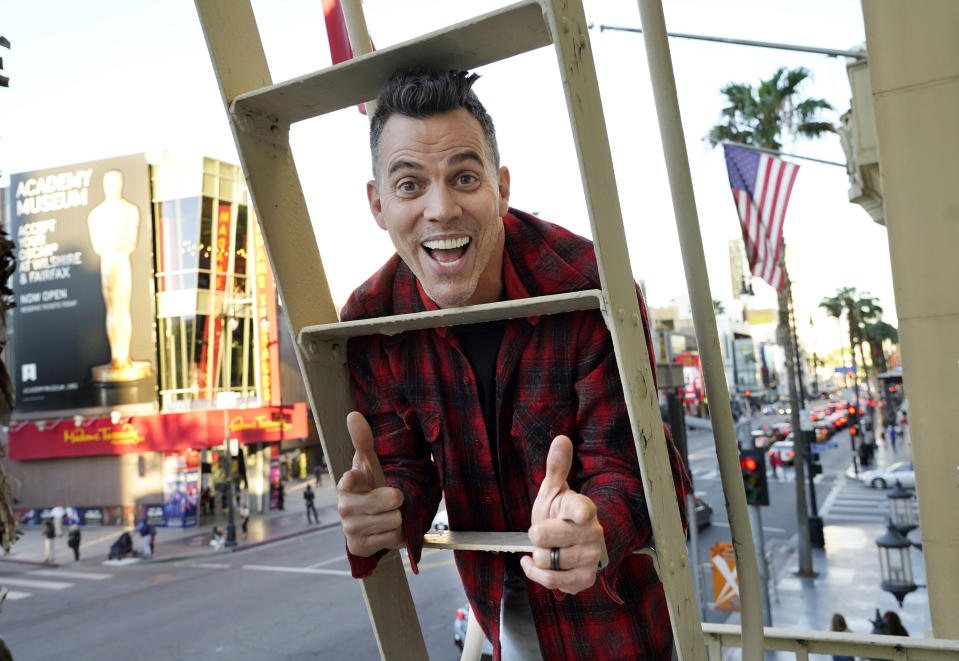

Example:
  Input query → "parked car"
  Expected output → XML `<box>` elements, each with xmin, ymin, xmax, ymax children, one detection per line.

<box><xmin>859</xmin><ymin>461</ymin><xmax>915</xmax><ymax>489</ymax></box>
<box><xmin>693</xmin><ymin>493</ymin><xmax>713</xmax><ymax>530</ymax></box>
<box><xmin>767</xmin><ymin>440</ymin><xmax>795</xmax><ymax>466</ymax></box>
<box><xmin>431</xmin><ymin>507</ymin><xmax>449</xmax><ymax>531</ymax></box>
<box><xmin>750</xmin><ymin>430</ymin><xmax>771</xmax><ymax>448</ymax></box>
<box><xmin>453</xmin><ymin>604</ymin><xmax>494</xmax><ymax>658</ymax></box>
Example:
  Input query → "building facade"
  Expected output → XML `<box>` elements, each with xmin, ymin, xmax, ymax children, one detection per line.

<box><xmin>3</xmin><ymin>155</ymin><xmax>316</xmax><ymax>526</ymax></box>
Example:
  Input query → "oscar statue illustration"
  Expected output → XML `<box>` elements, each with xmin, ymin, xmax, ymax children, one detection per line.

<box><xmin>87</xmin><ymin>170</ymin><xmax>150</xmax><ymax>383</ymax></box>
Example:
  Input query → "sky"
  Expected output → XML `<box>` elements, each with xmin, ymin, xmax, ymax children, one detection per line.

<box><xmin>0</xmin><ymin>0</ymin><xmax>894</xmax><ymax>360</ymax></box>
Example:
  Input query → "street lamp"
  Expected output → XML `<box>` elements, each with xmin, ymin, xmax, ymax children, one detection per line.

<box><xmin>875</xmin><ymin>522</ymin><xmax>917</xmax><ymax>606</ymax></box>
<box><xmin>887</xmin><ymin>481</ymin><xmax>918</xmax><ymax>535</ymax></box>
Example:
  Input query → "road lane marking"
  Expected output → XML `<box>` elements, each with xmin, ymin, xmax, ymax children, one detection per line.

<box><xmin>175</xmin><ymin>562</ymin><xmax>232</xmax><ymax>569</ymax></box>
<box><xmin>307</xmin><ymin>555</ymin><xmax>346</xmax><ymax>569</ymax></box>
<box><xmin>28</xmin><ymin>569</ymin><xmax>111</xmax><ymax>580</ymax></box>
<box><xmin>709</xmin><ymin>521</ymin><xmax>787</xmax><ymax>534</ymax></box>
<box><xmin>0</xmin><ymin>577</ymin><xmax>73</xmax><ymax>590</ymax></box>
<box><xmin>4</xmin><ymin>591</ymin><xmax>31</xmax><ymax>600</ymax></box>
<box><xmin>243</xmin><ymin>564</ymin><xmax>351</xmax><ymax>577</ymax></box>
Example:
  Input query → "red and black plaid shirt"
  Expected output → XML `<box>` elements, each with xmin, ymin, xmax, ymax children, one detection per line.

<box><xmin>342</xmin><ymin>210</ymin><xmax>691</xmax><ymax>661</ymax></box>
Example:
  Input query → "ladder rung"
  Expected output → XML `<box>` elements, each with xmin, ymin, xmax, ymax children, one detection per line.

<box><xmin>298</xmin><ymin>290</ymin><xmax>603</xmax><ymax>347</ymax></box>
<box><xmin>423</xmin><ymin>531</ymin><xmax>649</xmax><ymax>563</ymax></box>
<box><xmin>232</xmin><ymin>1</ymin><xmax>551</xmax><ymax>126</ymax></box>
<box><xmin>424</xmin><ymin>530</ymin><xmax>534</xmax><ymax>553</ymax></box>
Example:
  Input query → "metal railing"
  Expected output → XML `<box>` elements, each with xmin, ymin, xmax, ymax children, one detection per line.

<box><xmin>701</xmin><ymin>624</ymin><xmax>959</xmax><ymax>661</ymax></box>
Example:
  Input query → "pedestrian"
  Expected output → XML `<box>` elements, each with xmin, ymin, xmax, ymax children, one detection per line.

<box><xmin>67</xmin><ymin>524</ymin><xmax>81</xmax><ymax>563</ymax></box>
<box><xmin>277</xmin><ymin>481</ymin><xmax>285</xmax><ymax>511</ymax></box>
<box><xmin>240</xmin><ymin>502</ymin><xmax>250</xmax><ymax>535</ymax></box>
<box><xmin>829</xmin><ymin>613</ymin><xmax>854</xmax><ymax>661</ymax></box>
<box><xmin>883</xmin><ymin>610</ymin><xmax>909</xmax><ymax>636</ymax></box>
<box><xmin>335</xmin><ymin>69</ymin><xmax>690</xmax><ymax>660</ymax></box>
<box><xmin>769</xmin><ymin>451</ymin><xmax>784</xmax><ymax>480</ymax></box>
<box><xmin>314</xmin><ymin>463</ymin><xmax>324</xmax><ymax>486</ymax></box>
<box><xmin>137</xmin><ymin>517</ymin><xmax>153</xmax><ymax>559</ymax></box>
<box><xmin>304</xmin><ymin>485</ymin><xmax>319</xmax><ymax>524</ymax></box>
<box><xmin>209</xmin><ymin>525</ymin><xmax>225</xmax><ymax>550</ymax></box>
<box><xmin>42</xmin><ymin>517</ymin><xmax>56</xmax><ymax>563</ymax></box>
<box><xmin>50</xmin><ymin>502</ymin><xmax>65</xmax><ymax>536</ymax></box>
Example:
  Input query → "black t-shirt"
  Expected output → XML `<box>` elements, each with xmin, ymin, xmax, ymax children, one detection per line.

<box><xmin>454</xmin><ymin>320</ymin><xmax>507</xmax><ymax>441</ymax></box>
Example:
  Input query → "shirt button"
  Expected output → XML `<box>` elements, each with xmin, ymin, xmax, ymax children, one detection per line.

<box><xmin>473</xmin><ymin>439</ymin><xmax>481</xmax><ymax>448</ymax></box>
<box><xmin>488</xmin><ymin>599</ymin><xmax>496</xmax><ymax>608</ymax></box>
<box><xmin>462</xmin><ymin>375</ymin><xmax>472</xmax><ymax>385</ymax></box>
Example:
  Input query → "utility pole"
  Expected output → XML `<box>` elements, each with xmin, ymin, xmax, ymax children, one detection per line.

<box><xmin>222</xmin><ymin>407</ymin><xmax>237</xmax><ymax>547</ymax></box>
<box><xmin>779</xmin><ymin>265</ymin><xmax>815</xmax><ymax>576</ymax></box>
<box><xmin>789</xmin><ymin>287</ymin><xmax>824</xmax><ymax>549</ymax></box>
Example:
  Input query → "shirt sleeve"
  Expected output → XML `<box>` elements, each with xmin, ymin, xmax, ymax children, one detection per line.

<box><xmin>571</xmin><ymin>309</ymin><xmax>692</xmax><ymax>602</ymax></box>
<box><xmin>345</xmin><ymin>335</ymin><xmax>443</xmax><ymax>579</ymax></box>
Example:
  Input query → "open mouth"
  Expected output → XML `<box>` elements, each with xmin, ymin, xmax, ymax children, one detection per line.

<box><xmin>423</xmin><ymin>236</ymin><xmax>470</xmax><ymax>266</ymax></box>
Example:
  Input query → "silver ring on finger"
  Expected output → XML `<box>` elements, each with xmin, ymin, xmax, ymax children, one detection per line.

<box><xmin>550</xmin><ymin>546</ymin><xmax>560</xmax><ymax>571</ymax></box>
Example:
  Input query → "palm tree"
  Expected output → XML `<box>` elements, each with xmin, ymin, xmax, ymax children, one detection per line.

<box><xmin>709</xmin><ymin>66</ymin><xmax>835</xmax><ymax>577</ymax></box>
<box><xmin>707</xmin><ymin>67</ymin><xmax>834</xmax><ymax>149</ymax></box>
<box><xmin>862</xmin><ymin>321</ymin><xmax>898</xmax><ymax>374</ymax></box>
<box><xmin>820</xmin><ymin>288</ymin><xmax>885</xmax><ymax>380</ymax></box>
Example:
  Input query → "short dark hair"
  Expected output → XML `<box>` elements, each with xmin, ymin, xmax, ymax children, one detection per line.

<box><xmin>369</xmin><ymin>69</ymin><xmax>500</xmax><ymax>179</ymax></box>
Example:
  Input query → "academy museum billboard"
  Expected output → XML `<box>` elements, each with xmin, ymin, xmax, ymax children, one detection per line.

<box><xmin>8</xmin><ymin>154</ymin><xmax>159</xmax><ymax>416</ymax></box>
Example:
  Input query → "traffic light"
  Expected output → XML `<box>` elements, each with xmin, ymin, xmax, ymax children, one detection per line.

<box><xmin>810</xmin><ymin>451</ymin><xmax>823</xmax><ymax>477</ymax></box>
<box><xmin>740</xmin><ymin>448</ymin><xmax>769</xmax><ymax>506</ymax></box>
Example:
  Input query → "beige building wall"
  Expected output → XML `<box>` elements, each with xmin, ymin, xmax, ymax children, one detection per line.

<box><xmin>861</xmin><ymin>0</ymin><xmax>959</xmax><ymax>639</ymax></box>
<box><xmin>2</xmin><ymin>452</ymin><xmax>164</xmax><ymax>512</ymax></box>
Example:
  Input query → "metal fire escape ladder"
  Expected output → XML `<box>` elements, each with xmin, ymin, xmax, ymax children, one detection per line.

<box><xmin>194</xmin><ymin>1</ymin><xmax>758</xmax><ymax>660</ymax></box>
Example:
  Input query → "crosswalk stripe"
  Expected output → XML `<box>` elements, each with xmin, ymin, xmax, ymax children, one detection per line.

<box><xmin>4</xmin><ymin>591</ymin><xmax>31</xmax><ymax>600</ymax></box>
<box><xmin>0</xmin><ymin>577</ymin><xmax>73</xmax><ymax>590</ymax></box>
<box><xmin>825</xmin><ymin>513</ymin><xmax>887</xmax><ymax>522</ymax></box>
<box><xmin>28</xmin><ymin>569</ymin><xmax>111</xmax><ymax>581</ymax></box>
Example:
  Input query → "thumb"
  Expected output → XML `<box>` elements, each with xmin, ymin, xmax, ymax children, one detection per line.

<box><xmin>541</xmin><ymin>435</ymin><xmax>573</xmax><ymax>494</ymax></box>
<box><xmin>531</xmin><ymin>435</ymin><xmax>573</xmax><ymax>524</ymax></box>
<box><xmin>346</xmin><ymin>411</ymin><xmax>386</xmax><ymax>489</ymax></box>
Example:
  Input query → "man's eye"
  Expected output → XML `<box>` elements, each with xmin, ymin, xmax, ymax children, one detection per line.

<box><xmin>457</xmin><ymin>174</ymin><xmax>477</xmax><ymax>186</ymax></box>
<box><xmin>397</xmin><ymin>181</ymin><xmax>417</xmax><ymax>193</ymax></box>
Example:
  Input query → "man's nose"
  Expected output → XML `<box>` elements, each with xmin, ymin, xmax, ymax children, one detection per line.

<box><xmin>422</xmin><ymin>184</ymin><xmax>461</xmax><ymax>222</ymax></box>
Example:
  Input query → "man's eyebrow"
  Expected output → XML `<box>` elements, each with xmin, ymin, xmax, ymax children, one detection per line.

<box><xmin>447</xmin><ymin>151</ymin><xmax>484</xmax><ymax>168</ymax></box>
<box><xmin>387</xmin><ymin>159</ymin><xmax>423</xmax><ymax>177</ymax></box>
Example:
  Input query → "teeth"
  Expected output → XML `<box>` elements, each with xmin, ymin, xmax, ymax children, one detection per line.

<box><xmin>423</xmin><ymin>237</ymin><xmax>469</xmax><ymax>250</ymax></box>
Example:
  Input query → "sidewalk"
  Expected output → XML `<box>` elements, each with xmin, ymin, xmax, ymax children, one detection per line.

<box><xmin>723</xmin><ymin>438</ymin><xmax>929</xmax><ymax>654</ymax></box>
<box><xmin>0</xmin><ymin>477</ymin><xmax>341</xmax><ymax>568</ymax></box>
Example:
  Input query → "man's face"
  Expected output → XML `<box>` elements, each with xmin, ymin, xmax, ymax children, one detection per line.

<box><xmin>368</xmin><ymin>108</ymin><xmax>510</xmax><ymax>309</ymax></box>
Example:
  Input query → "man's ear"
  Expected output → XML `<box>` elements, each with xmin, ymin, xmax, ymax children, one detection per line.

<box><xmin>367</xmin><ymin>179</ymin><xmax>386</xmax><ymax>230</ymax></box>
<box><xmin>497</xmin><ymin>166</ymin><xmax>511</xmax><ymax>217</ymax></box>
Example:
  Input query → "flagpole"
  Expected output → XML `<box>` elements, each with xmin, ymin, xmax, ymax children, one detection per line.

<box><xmin>721</xmin><ymin>141</ymin><xmax>845</xmax><ymax>168</ymax></box>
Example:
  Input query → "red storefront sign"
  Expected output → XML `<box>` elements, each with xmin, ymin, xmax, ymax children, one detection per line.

<box><xmin>253</xmin><ymin>222</ymin><xmax>281</xmax><ymax>406</ymax></box>
<box><xmin>8</xmin><ymin>402</ymin><xmax>308</xmax><ymax>460</ymax></box>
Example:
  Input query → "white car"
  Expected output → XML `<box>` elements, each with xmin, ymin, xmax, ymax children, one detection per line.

<box><xmin>859</xmin><ymin>461</ymin><xmax>915</xmax><ymax>489</ymax></box>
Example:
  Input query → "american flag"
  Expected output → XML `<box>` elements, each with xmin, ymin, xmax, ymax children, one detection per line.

<box><xmin>723</xmin><ymin>144</ymin><xmax>799</xmax><ymax>291</ymax></box>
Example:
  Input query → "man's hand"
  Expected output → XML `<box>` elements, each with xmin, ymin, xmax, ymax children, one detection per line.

<box><xmin>336</xmin><ymin>411</ymin><xmax>405</xmax><ymax>557</ymax></box>
<box><xmin>520</xmin><ymin>435</ymin><xmax>605</xmax><ymax>595</ymax></box>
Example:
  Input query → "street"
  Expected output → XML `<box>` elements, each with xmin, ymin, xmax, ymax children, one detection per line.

<box><xmin>0</xmin><ymin>525</ymin><xmax>469</xmax><ymax>661</ymax></box>
<box><xmin>0</xmin><ymin>412</ymin><xmax>906</xmax><ymax>659</ymax></box>
<box><xmin>685</xmin><ymin>411</ymin><xmax>868</xmax><ymax>623</ymax></box>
